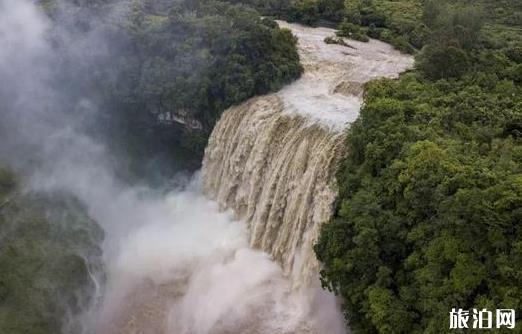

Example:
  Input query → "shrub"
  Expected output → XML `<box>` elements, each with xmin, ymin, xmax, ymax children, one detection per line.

<box><xmin>324</xmin><ymin>35</ymin><xmax>352</xmax><ymax>46</ymax></box>
<box><xmin>336</xmin><ymin>19</ymin><xmax>369</xmax><ymax>41</ymax></box>
<box><xmin>416</xmin><ymin>45</ymin><xmax>470</xmax><ymax>79</ymax></box>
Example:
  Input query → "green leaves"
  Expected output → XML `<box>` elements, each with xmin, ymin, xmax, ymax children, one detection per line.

<box><xmin>367</xmin><ymin>287</ymin><xmax>415</xmax><ymax>333</ymax></box>
<box><xmin>316</xmin><ymin>14</ymin><xmax>522</xmax><ymax>329</ymax></box>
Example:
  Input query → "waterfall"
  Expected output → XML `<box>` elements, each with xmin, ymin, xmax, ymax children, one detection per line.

<box><xmin>96</xmin><ymin>21</ymin><xmax>412</xmax><ymax>334</ymax></box>
<box><xmin>202</xmin><ymin>96</ymin><xmax>344</xmax><ymax>286</ymax></box>
<box><xmin>202</xmin><ymin>21</ymin><xmax>413</xmax><ymax>287</ymax></box>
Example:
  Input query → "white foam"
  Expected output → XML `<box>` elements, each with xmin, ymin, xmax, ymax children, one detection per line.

<box><xmin>277</xmin><ymin>21</ymin><xmax>414</xmax><ymax>131</ymax></box>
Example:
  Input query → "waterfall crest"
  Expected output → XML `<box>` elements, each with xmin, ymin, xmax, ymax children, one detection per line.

<box><xmin>202</xmin><ymin>21</ymin><xmax>413</xmax><ymax>286</ymax></box>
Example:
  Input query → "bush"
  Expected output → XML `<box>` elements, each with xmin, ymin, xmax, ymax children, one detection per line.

<box><xmin>288</xmin><ymin>0</ymin><xmax>321</xmax><ymax>25</ymax></box>
<box><xmin>324</xmin><ymin>35</ymin><xmax>352</xmax><ymax>46</ymax></box>
<box><xmin>506</xmin><ymin>45</ymin><xmax>522</xmax><ymax>63</ymax></box>
<box><xmin>336</xmin><ymin>20</ymin><xmax>360</xmax><ymax>36</ymax></box>
<box><xmin>409</xmin><ymin>23</ymin><xmax>430</xmax><ymax>49</ymax></box>
<box><xmin>416</xmin><ymin>45</ymin><xmax>470</xmax><ymax>80</ymax></box>
<box><xmin>352</xmin><ymin>31</ymin><xmax>369</xmax><ymax>42</ymax></box>
<box><xmin>390</xmin><ymin>34</ymin><xmax>414</xmax><ymax>53</ymax></box>
<box><xmin>336</xmin><ymin>19</ymin><xmax>369</xmax><ymax>41</ymax></box>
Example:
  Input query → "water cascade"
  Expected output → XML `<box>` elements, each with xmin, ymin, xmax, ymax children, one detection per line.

<box><xmin>202</xmin><ymin>21</ymin><xmax>413</xmax><ymax>287</ymax></box>
<box><xmin>94</xmin><ymin>21</ymin><xmax>413</xmax><ymax>334</ymax></box>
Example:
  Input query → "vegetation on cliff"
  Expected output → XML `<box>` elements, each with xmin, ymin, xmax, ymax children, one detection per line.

<box><xmin>41</xmin><ymin>0</ymin><xmax>303</xmax><ymax>177</ymax></box>
<box><xmin>0</xmin><ymin>167</ymin><xmax>104</xmax><ymax>334</ymax></box>
<box><xmin>315</xmin><ymin>1</ymin><xmax>522</xmax><ymax>333</ymax></box>
<box><xmin>108</xmin><ymin>0</ymin><xmax>303</xmax><ymax>172</ymax></box>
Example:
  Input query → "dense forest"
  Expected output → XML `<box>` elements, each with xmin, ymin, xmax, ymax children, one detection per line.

<box><xmin>314</xmin><ymin>0</ymin><xmax>522</xmax><ymax>333</ymax></box>
<box><xmin>99</xmin><ymin>0</ymin><xmax>303</xmax><ymax>176</ymax></box>
<box><xmin>42</xmin><ymin>0</ymin><xmax>302</xmax><ymax>178</ymax></box>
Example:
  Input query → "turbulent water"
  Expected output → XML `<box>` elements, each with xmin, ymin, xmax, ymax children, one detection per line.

<box><xmin>202</xmin><ymin>96</ymin><xmax>343</xmax><ymax>287</ymax></box>
<box><xmin>202</xmin><ymin>21</ymin><xmax>413</xmax><ymax>289</ymax></box>
<box><xmin>96</xmin><ymin>183</ymin><xmax>346</xmax><ymax>334</ymax></box>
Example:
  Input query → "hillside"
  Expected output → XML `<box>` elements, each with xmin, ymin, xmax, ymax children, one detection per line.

<box><xmin>314</xmin><ymin>0</ymin><xmax>522</xmax><ymax>333</ymax></box>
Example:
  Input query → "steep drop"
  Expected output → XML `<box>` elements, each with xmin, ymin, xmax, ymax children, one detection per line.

<box><xmin>95</xmin><ymin>21</ymin><xmax>412</xmax><ymax>334</ymax></box>
<box><xmin>202</xmin><ymin>21</ymin><xmax>413</xmax><ymax>286</ymax></box>
<box><xmin>202</xmin><ymin>96</ymin><xmax>343</xmax><ymax>286</ymax></box>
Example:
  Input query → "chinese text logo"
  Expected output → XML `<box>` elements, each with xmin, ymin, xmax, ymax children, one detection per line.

<box><xmin>450</xmin><ymin>308</ymin><xmax>516</xmax><ymax>329</ymax></box>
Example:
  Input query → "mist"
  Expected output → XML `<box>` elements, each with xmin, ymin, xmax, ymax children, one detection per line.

<box><xmin>0</xmin><ymin>1</ymin><xmax>344</xmax><ymax>333</ymax></box>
